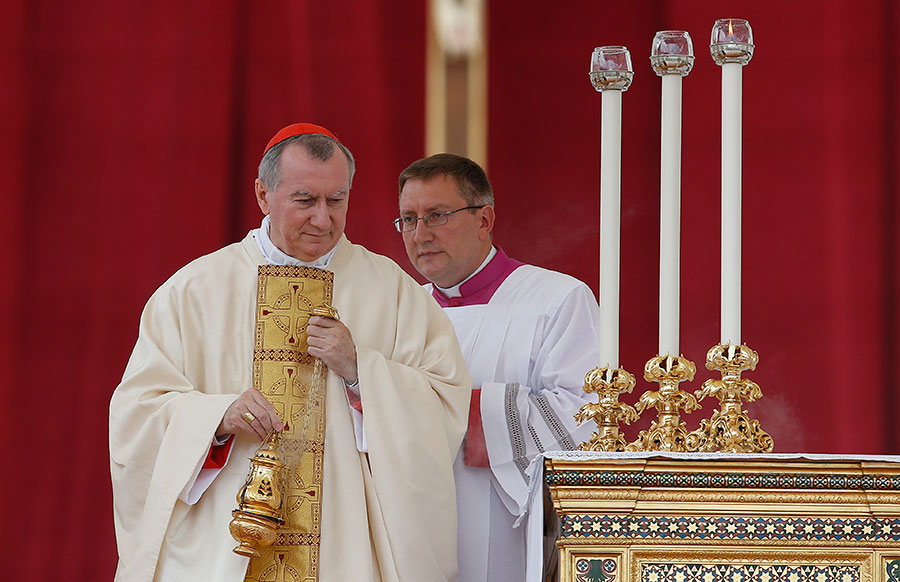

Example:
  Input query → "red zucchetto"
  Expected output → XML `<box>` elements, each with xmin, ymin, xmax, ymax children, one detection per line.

<box><xmin>263</xmin><ymin>122</ymin><xmax>341</xmax><ymax>156</ymax></box>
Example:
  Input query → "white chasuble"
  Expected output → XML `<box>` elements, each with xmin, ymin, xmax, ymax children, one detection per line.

<box><xmin>429</xmin><ymin>249</ymin><xmax>600</xmax><ymax>582</ymax></box>
<box><xmin>110</xmin><ymin>233</ymin><xmax>471</xmax><ymax>582</ymax></box>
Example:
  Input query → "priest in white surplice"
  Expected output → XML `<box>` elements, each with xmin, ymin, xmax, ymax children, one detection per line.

<box><xmin>110</xmin><ymin>124</ymin><xmax>471</xmax><ymax>582</ymax></box>
<box><xmin>396</xmin><ymin>154</ymin><xmax>601</xmax><ymax>582</ymax></box>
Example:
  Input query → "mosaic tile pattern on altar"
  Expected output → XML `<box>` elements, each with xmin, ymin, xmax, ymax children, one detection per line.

<box><xmin>547</xmin><ymin>470</ymin><xmax>900</xmax><ymax>491</ymax></box>
<box><xmin>561</xmin><ymin>514</ymin><xmax>900</xmax><ymax>543</ymax></box>
<box><xmin>638</xmin><ymin>562</ymin><xmax>860</xmax><ymax>582</ymax></box>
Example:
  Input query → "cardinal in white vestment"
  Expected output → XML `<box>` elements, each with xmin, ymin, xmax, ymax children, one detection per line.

<box><xmin>109</xmin><ymin>124</ymin><xmax>471</xmax><ymax>582</ymax></box>
<box><xmin>396</xmin><ymin>154</ymin><xmax>601</xmax><ymax>582</ymax></box>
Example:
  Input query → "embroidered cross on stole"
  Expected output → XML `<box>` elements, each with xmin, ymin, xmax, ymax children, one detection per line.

<box><xmin>245</xmin><ymin>265</ymin><xmax>333</xmax><ymax>582</ymax></box>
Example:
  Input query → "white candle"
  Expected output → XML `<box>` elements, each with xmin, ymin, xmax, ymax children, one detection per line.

<box><xmin>658</xmin><ymin>73</ymin><xmax>683</xmax><ymax>356</ymax></box>
<box><xmin>720</xmin><ymin>62</ymin><xmax>742</xmax><ymax>346</ymax></box>
<box><xmin>599</xmin><ymin>88</ymin><xmax>623</xmax><ymax>368</ymax></box>
<box><xmin>651</xmin><ymin>31</ymin><xmax>693</xmax><ymax>357</ymax></box>
<box><xmin>710</xmin><ymin>18</ymin><xmax>753</xmax><ymax>346</ymax></box>
<box><xmin>591</xmin><ymin>46</ymin><xmax>633</xmax><ymax>369</ymax></box>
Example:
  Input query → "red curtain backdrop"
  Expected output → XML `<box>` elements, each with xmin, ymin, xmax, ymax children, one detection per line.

<box><xmin>1</xmin><ymin>0</ymin><xmax>898</xmax><ymax>579</ymax></box>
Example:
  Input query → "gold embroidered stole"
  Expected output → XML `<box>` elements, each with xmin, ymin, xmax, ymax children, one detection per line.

<box><xmin>245</xmin><ymin>265</ymin><xmax>332</xmax><ymax>582</ymax></box>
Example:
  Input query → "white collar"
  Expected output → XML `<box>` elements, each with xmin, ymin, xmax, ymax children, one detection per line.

<box><xmin>253</xmin><ymin>215</ymin><xmax>340</xmax><ymax>268</ymax></box>
<box><xmin>434</xmin><ymin>246</ymin><xmax>497</xmax><ymax>298</ymax></box>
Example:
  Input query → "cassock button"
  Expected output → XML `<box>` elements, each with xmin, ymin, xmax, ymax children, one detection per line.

<box><xmin>448</xmin><ymin>298</ymin><xmax>461</xmax><ymax>307</ymax></box>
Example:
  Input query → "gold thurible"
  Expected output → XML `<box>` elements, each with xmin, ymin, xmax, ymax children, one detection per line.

<box><xmin>576</xmin><ymin>367</ymin><xmax>639</xmax><ymax>452</ymax></box>
<box><xmin>627</xmin><ymin>355</ymin><xmax>699</xmax><ymax>451</ymax></box>
<box><xmin>230</xmin><ymin>433</ymin><xmax>287</xmax><ymax>557</ymax></box>
<box><xmin>686</xmin><ymin>343</ymin><xmax>772</xmax><ymax>453</ymax></box>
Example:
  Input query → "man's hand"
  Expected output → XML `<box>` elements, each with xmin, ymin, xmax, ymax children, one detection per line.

<box><xmin>306</xmin><ymin>315</ymin><xmax>358</xmax><ymax>383</ymax></box>
<box><xmin>218</xmin><ymin>387</ymin><xmax>283</xmax><ymax>441</ymax></box>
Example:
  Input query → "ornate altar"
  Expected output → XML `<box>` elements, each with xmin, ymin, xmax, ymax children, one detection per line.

<box><xmin>539</xmin><ymin>452</ymin><xmax>900</xmax><ymax>582</ymax></box>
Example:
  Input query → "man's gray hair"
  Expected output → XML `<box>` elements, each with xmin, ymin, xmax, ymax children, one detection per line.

<box><xmin>398</xmin><ymin>153</ymin><xmax>494</xmax><ymax>207</ymax></box>
<box><xmin>258</xmin><ymin>134</ymin><xmax>356</xmax><ymax>190</ymax></box>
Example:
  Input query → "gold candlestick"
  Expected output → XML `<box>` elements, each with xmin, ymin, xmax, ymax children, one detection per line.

<box><xmin>576</xmin><ymin>367</ymin><xmax>639</xmax><ymax>452</ymax></box>
<box><xmin>627</xmin><ymin>355</ymin><xmax>699</xmax><ymax>451</ymax></box>
<box><xmin>686</xmin><ymin>343</ymin><xmax>773</xmax><ymax>453</ymax></box>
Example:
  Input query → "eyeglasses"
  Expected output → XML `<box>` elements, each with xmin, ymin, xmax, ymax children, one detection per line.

<box><xmin>393</xmin><ymin>205</ymin><xmax>485</xmax><ymax>233</ymax></box>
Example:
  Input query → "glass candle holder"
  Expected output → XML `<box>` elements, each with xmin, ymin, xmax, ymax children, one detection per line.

<box><xmin>710</xmin><ymin>18</ymin><xmax>754</xmax><ymax>65</ymax></box>
<box><xmin>590</xmin><ymin>46</ymin><xmax>634</xmax><ymax>91</ymax></box>
<box><xmin>651</xmin><ymin>30</ymin><xmax>694</xmax><ymax>76</ymax></box>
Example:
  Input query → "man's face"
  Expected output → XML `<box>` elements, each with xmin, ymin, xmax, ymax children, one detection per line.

<box><xmin>399</xmin><ymin>174</ymin><xmax>494</xmax><ymax>288</ymax></box>
<box><xmin>255</xmin><ymin>144</ymin><xmax>350</xmax><ymax>262</ymax></box>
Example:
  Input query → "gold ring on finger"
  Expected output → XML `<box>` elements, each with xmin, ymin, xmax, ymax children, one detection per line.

<box><xmin>242</xmin><ymin>411</ymin><xmax>256</xmax><ymax>425</ymax></box>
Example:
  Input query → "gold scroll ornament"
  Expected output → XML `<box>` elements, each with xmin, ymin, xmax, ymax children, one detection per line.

<box><xmin>231</xmin><ymin>265</ymin><xmax>336</xmax><ymax>582</ymax></box>
<box><xmin>575</xmin><ymin>367</ymin><xmax>638</xmax><ymax>452</ymax></box>
<box><xmin>626</xmin><ymin>355</ymin><xmax>699</xmax><ymax>452</ymax></box>
<box><xmin>686</xmin><ymin>343</ymin><xmax>773</xmax><ymax>453</ymax></box>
